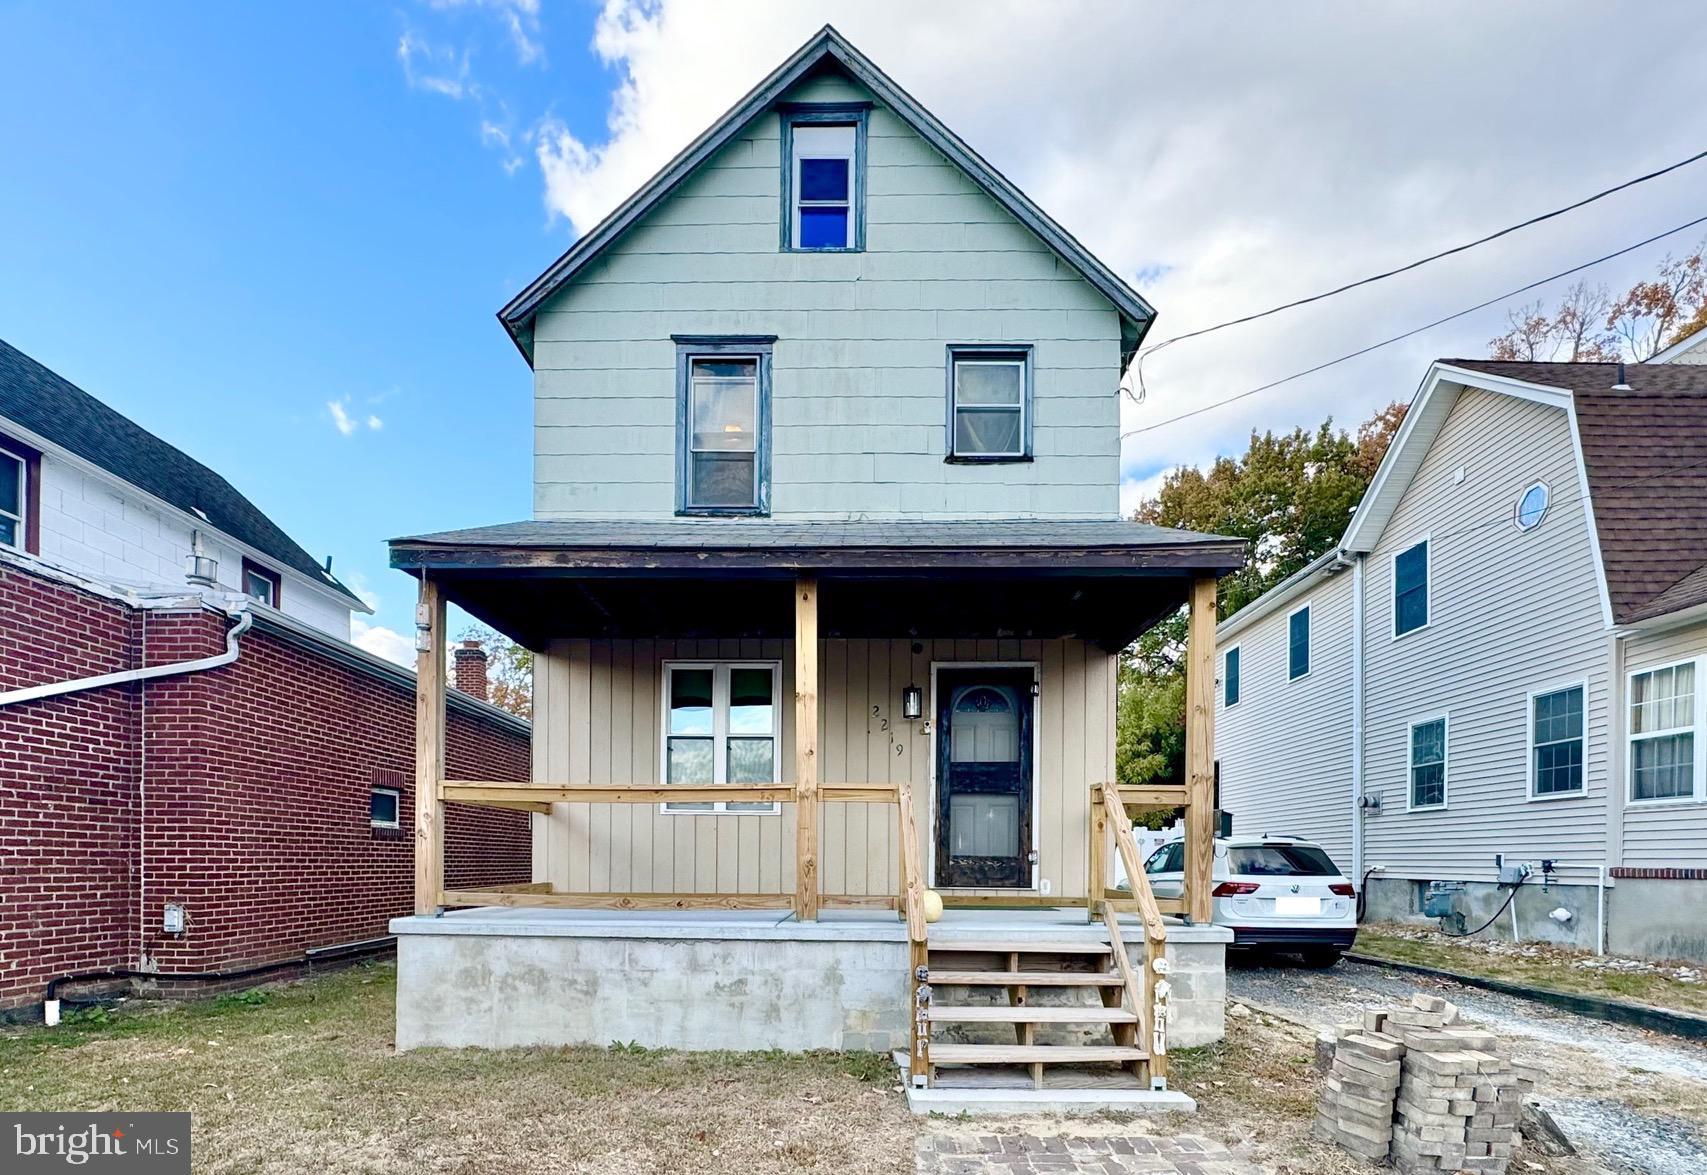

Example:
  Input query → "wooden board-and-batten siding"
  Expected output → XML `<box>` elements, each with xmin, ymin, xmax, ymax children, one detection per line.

<box><xmin>529</xmin><ymin>72</ymin><xmax>1126</xmax><ymax>524</ymax></box>
<box><xmin>530</xmin><ymin>637</ymin><xmax>1116</xmax><ymax>900</ymax></box>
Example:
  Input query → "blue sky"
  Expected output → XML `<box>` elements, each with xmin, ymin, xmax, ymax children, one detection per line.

<box><xmin>2</xmin><ymin>1</ymin><xmax>1702</xmax><ymax>658</ymax></box>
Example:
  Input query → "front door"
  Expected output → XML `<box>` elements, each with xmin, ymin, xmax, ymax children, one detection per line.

<box><xmin>935</xmin><ymin>668</ymin><xmax>1034</xmax><ymax>888</ymax></box>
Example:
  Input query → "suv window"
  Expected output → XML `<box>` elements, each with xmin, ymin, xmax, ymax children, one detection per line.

<box><xmin>1227</xmin><ymin>844</ymin><xmax>1337</xmax><ymax>876</ymax></box>
<box><xmin>1144</xmin><ymin>842</ymin><xmax>1184</xmax><ymax>874</ymax></box>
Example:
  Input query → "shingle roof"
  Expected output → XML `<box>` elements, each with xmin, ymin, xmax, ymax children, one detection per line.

<box><xmin>0</xmin><ymin>338</ymin><xmax>365</xmax><ymax>609</ymax></box>
<box><xmin>394</xmin><ymin>517</ymin><xmax>1240</xmax><ymax>552</ymax></box>
<box><xmin>1447</xmin><ymin>359</ymin><xmax>1707</xmax><ymax>624</ymax></box>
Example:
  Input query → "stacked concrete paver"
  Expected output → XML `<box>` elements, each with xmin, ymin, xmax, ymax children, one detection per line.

<box><xmin>1314</xmin><ymin>994</ymin><xmax>1537</xmax><ymax>1174</ymax></box>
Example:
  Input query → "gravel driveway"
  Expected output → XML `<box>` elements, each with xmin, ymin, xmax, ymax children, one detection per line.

<box><xmin>1229</xmin><ymin>955</ymin><xmax>1707</xmax><ymax>1175</ymax></box>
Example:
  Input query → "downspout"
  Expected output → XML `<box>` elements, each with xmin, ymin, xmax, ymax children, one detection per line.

<box><xmin>1349</xmin><ymin>551</ymin><xmax>1366</xmax><ymax>887</ymax></box>
<box><xmin>0</xmin><ymin>606</ymin><xmax>252</xmax><ymax>708</ymax></box>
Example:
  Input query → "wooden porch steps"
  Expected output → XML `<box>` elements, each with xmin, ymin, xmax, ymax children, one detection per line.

<box><xmin>928</xmin><ymin>940</ymin><xmax>1112</xmax><ymax>955</ymax></box>
<box><xmin>929</xmin><ymin>1044</ymin><xmax>1148</xmax><ymax>1065</ymax></box>
<box><xmin>929</xmin><ymin>1006</ymin><xmax>1135</xmax><ymax>1024</ymax></box>
<box><xmin>928</xmin><ymin>969</ymin><xmax>1123</xmax><ymax>987</ymax></box>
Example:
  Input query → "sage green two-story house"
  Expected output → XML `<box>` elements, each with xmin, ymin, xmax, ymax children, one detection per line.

<box><xmin>386</xmin><ymin>26</ymin><xmax>1244</xmax><ymax>1105</ymax></box>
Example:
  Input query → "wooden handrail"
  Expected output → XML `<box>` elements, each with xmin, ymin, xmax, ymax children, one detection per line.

<box><xmin>1099</xmin><ymin>780</ymin><xmax>1167</xmax><ymax>946</ymax></box>
<box><xmin>896</xmin><ymin>775</ymin><xmax>930</xmax><ymax>1087</ymax></box>
<box><xmin>440</xmin><ymin>780</ymin><xmax>902</xmax><ymax>806</ymax></box>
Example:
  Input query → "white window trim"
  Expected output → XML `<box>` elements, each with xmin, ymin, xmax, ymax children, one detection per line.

<box><xmin>1286</xmin><ymin>604</ymin><xmax>1311</xmax><ymax>682</ymax></box>
<box><xmin>1514</xmin><ymin>479</ymin><xmax>1551</xmax><ymax>532</ymax></box>
<box><xmin>370</xmin><ymin>786</ymin><xmax>402</xmax><ymax>829</ymax></box>
<box><xmin>1222</xmin><ymin>643</ymin><xmax>1242</xmax><ymax>708</ymax></box>
<box><xmin>0</xmin><ymin>444</ymin><xmax>26</xmax><ymax>551</ymax></box>
<box><xmin>1526</xmin><ymin>679</ymin><xmax>1588</xmax><ymax>802</ymax></box>
<box><xmin>949</xmin><ymin>354</ymin><xmax>1029</xmax><ymax>459</ymax></box>
<box><xmin>1406</xmin><ymin>712</ymin><xmax>1449</xmax><ymax>811</ymax></box>
<box><xmin>659</xmin><ymin>660</ymin><xmax>783</xmax><ymax>815</ymax></box>
<box><xmin>1625</xmin><ymin>656</ymin><xmax>1706</xmax><ymax>807</ymax></box>
<box><xmin>1391</xmin><ymin>535</ymin><xmax>1432</xmax><ymax>640</ymax></box>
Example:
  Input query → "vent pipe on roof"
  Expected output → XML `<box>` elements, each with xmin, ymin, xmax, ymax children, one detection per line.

<box><xmin>1612</xmin><ymin>362</ymin><xmax>1632</xmax><ymax>391</ymax></box>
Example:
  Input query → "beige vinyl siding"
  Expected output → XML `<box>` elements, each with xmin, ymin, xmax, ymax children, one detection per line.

<box><xmin>1362</xmin><ymin>389</ymin><xmax>1610</xmax><ymax>881</ymax></box>
<box><xmin>1215</xmin><ymin>569</ymin><xmax>1356</xmax><ymax>869</ymax></box>
<box><xmin>530</xmin><ymin>72</ymin><xmax>1123</xmax><ymax>522</ymax></box>
<box><xmin>1619</xmin><ymin>618</ymin><xmax>1707</xmax><ymax>866</ymax></box>
<box><xmin>530</xmin><ymin>637</ymin><xmax>1113</xmax><ymax>898</ymax></box>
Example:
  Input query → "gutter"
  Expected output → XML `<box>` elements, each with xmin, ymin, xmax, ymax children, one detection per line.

<box><xmin>0</xmin><ymin>605</ymin><xmax>252</xmax><ymax>709</ymax></box>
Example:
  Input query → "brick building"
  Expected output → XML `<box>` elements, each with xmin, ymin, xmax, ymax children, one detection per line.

<box><xmin>0</xmin><ymin>341</ymin><xmax>530</xmax><ymax>1012</ymax></box>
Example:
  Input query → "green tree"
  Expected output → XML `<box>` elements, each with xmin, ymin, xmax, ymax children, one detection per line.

<box><xmin>1115</xmin><ymin>401</ymin><xmax>1406</xmax><ymax>784</ymax></box>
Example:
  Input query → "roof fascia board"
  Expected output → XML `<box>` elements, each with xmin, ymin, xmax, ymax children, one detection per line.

<box><xmin>1623</xmin><ymin>596</ymin><xmax>1707</xmax><ymax>633</ymax></box>
<box><xmin>1649</xmin><ymin>327</ymin><xmax>1707</xmax><ymax>364</ymax></box>
<box><xmin>1215</xmin><ymin>548</ymin><xmax>1348</xmax><ymax>643</ymax></box>
<box><xmin>1563</xmin><ymin>396</ymin><xmax>1616</xmax><ymax>629</ymax></box>
<box><xmin>497</xmin><ymin>26</ymin><xmax>1155</xmax><ymax>361</ymax></box>
<box><xmin>0</xmin><ymin>412</ymin><xmax>370</xmax><ymax>615</ymax></box>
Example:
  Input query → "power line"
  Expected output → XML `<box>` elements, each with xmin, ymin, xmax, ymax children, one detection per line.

<box><xmin>1122</xmin><ymin>212</ymin><xmax>1707</xmax><ymax>438</ymax></box>
<box><xmin>1131</xmin><ymin>144</ymin><xmax>1707</xmax><ymax>386</ymax></box>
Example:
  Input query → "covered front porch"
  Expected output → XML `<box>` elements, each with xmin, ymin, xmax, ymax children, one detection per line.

<box><xmin>391</xmin><ymin>518</ymin><xmax>1243</xmax><ymax>1098</ymax></box>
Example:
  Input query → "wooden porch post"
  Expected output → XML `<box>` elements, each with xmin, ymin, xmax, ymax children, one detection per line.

<box><xmin>794</xmin><ymin>574</ymin><xmax>820</xmax><ymax>921</ymax></box>
<box><xmin>414</xmin><ymin>575</ymin><xmax>447</xmax><ymax>915</ymax></box>
<box><xmin>1184</xmin><ymin>575</ymin><xmax>1217</xmax><ymax>925</ymax></box>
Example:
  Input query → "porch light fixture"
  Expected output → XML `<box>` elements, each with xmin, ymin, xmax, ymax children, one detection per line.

<box><xmin>901</xmin><ymin>684</ymin><xmax>923</xmax><ymax>721</ymax></box>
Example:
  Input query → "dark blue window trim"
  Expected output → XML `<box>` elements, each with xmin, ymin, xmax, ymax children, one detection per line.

<box><xmin>1224</xmin><ymin>646</ymin><xmax>1241</xmax><ymax>707</ymax></box>
<box><xmin>779</xmin><ymin>103</ymin><xmax>868</xmax><ymax>253</ymax></box>
<box><xmin>944</xmin><ymin>343</ymin><xmax>1035</xmax><ymax>463</ymax></box>
<box><xmin>1288</xmin><ymin>606</ymin><xmax>1310</xmax><ymax>681</ymax></box>
<box><xmin>673</xmin><ymin>335</ymin><xmax>775</xmax><ymax>517</ymax></box>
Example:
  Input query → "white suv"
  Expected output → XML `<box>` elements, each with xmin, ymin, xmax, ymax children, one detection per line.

<box><xmin>1141</xmin><ymin>835</ymin><xmax>1358</xmax><ymax>966</ymax></box>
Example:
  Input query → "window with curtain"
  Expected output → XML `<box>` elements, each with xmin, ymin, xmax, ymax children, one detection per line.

<box><xmin>1630</xmin><ymin>662</ymin><xmax>1696</xmax><ymax>802</ymax></box>
<box><xmin>948</xmin><ymin>348</ymin><xmax>1030</xmax><ymax>459</ymax></box>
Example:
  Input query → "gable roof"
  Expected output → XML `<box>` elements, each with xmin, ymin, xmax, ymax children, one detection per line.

<box><xmin>497</xmin><ymin>25</ymin><xmax>1156</xmax><ymax>366</ymax></box>
<box><xmin>1651</xmin><ymin>324</ymin><xmax>1707</xmax><ymax>364</ymax></box>
<box><xmin>0</xmin><ymin>338</ymin><xmax>367</xmax><ymax>611</ymax></box>
<box><xmin>1448</xmin><ymin>359</ymin><xmax>1707</xmax><ymax>625</ymax></box>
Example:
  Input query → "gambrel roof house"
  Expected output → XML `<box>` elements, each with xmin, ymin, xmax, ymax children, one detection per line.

<box><xmin>1215</xmin><ymin>336</ymin><xmax>1707</xmax><ymax>964</ymax></box>
<box><xmin>0</xmin><ymin>337</ymin><xmax>367</xmax><ymax>636</ymax></box>
<box><xmin>388</xmin><ymin>26</ymin><xmax>1246</xmax><ymax>1107</ymax></box>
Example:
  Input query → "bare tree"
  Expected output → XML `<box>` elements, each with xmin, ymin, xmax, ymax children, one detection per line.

<box><xmin>1607</xmin><ymin>247</ymin><xmax>1707</xmax><ymax>360</ymax></box>
<box><xmin>1488</xmin><ymin>242</ymin><xmax>1707</xmax><ymax>362</ymax></box>
<box><xmin>1489</xmin><ymin>282</ymin><xmax>1618</xmax><ymax>361</ymax></box>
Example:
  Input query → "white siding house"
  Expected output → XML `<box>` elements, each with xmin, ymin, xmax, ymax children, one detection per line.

<box><xmin>1216</xmin><ymin>353</ymin><xmax>1707</xmax><ymax>962</ymax></box>
<box><xmin>0</xmin><ymin>339</ymin><xmax>365</xmax><ymax>638</ymax></box>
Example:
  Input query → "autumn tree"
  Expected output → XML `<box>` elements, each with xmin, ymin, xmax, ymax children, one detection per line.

<box><xmin>1489</xmin><ymin>242</ymin><xmax>1707</xmax><ymax>361</ymax></box>
<box><xmin>457</xmin><ymin>624</ymin><xmax>533</xmax><ymax>721</ymax></box>
<box><xmin>1115</xmin><ymin>400</ymin><xmax>1406</xmax><ymax>785</ymax></box>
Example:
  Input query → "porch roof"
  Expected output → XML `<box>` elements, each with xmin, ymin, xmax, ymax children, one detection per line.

<box><xmin>389</xmin><ymin>518</ymin><xmax>1246</xmax><ymax>651</ymax></box>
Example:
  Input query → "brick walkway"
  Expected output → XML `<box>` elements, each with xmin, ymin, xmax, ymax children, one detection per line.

<box><xmin>915</xmin><ymin>1133</ymin><xmax>1266</xmax><ymax>1174</ymax></box>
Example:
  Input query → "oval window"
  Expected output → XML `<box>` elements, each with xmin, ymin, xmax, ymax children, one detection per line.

<box><xmin>1515</xmin><ymin>482</ymin><xmax>1550</xmax><ymax>531</ymax></box>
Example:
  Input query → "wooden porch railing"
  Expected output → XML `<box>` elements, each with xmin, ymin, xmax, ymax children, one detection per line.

<box><xmin>895</xmin><ymin>775</ymin><xmax>930</xmax><ymax>1086</ymax></box>
<box><xmin>1096</xmin><ymin>780</ymin><xmax>1170</xmax><ymax>1086</ymax></box>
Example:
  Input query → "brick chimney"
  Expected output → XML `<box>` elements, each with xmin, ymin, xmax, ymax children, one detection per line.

<box><xmin>453</xmin><ymin>640</ymin><xmax>489</xmax><ymax>701</ymax></box>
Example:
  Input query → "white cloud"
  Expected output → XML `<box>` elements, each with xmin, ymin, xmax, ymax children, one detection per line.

<box><xmin>353</xmin><ymin>618</ymin><xmax>417</xmax><ymax>667</ymax></box>
<box><xmin>429</xmin><ymin>0</ymin><xmax>544</xmax><ymax>65</ymax></box>
<box><xmin>531</xmin><ymin>1</ymin><xmax>1703</xmax><ymax>495</ymax></box>
<box><xmin>397</xmin><ymin>30</ymin><xmax>475</xmax><ymax>99</ymax></box>
<box><xmin>1119</xmin><ymin>469</ymin><xmax>1172</xmax><ymax>522</ymax></box>
<box><xmin>328</xmin><ymin>396</ymin><xmax>383</xmax><ymax>437</ymax></box>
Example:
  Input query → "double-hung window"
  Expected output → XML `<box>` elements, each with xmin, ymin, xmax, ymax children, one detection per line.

<box><xmin>1287</xmin><ymin>606</ymin><xmax>1311</xmax><ymax>680</ymax></box>
<box><xmin>0</xmin><ymin>446</ymin><xmax>24</xmax><ymax>550</ymax></box>
<box><xmin>1408</xmin><ymin>715</ymin><xmax>1447</xmax><ymax>809</ymax></box>
<box><xmin>1223</xmin><ymin>646</ymin><xmax>1241</xmax><ymax>707</ymax></box>
<box><xmin>675</xmin><ymin>337</ymin><xmax>772</xmax><ymax>515</ymax></box>
<box><xmin>1394</xmin><ymin>539</ymin><xmax>1429</xmax><ymax>636</ymax></box>
<box><xmin>1530</xmin><ymin>684</ymin><xmax>1585</xmax><ymax>798</ymax></box>
<box><xmin>947</xmin><ymin>345</ymin><xmax>1032</xmax><ymax>460</ymax></box>
<box><xmin>663</xmin><ymin>662</ymin><xmax>780</xmax><ymax>814</ymax></box>
<box><xmin>1630</xmin><ymin>661</ymin><xmax>1697</xmax><ymax>802</ymax></box>
<box><xmin>782</xmin><ymin>107</ymin><xmax>866</xmax><ymax>251</ymax></box>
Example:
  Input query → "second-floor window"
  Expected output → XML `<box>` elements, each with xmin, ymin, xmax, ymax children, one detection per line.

<box><xmin>675</xmin><ymin>337</ymin><xmax>773</xmax><ymax>515</ymax></box>
<box><xmin>1288</xmin><ymin>606</ymin><xmax>1311</xmax><ymax>680</ymax></box>
<box><xmin>0</xmin><ymin>446</ymin><xmax>24</xmax><ymax>550</ymax></box>
<box><xmin>947</xmin><ymin>345</ymin><xmax>1032</xmax><ymax>461</ymax></box>
<box><xmin>1223</xmin><ymin>646</ymin><xmax>1241</xmax><ymax>707</ymax></box>
<box><xmin>782</xmin><ymin>107</ymin><xmax>866</xmax><ymax>251</ymax></box>
<box><xmin>1394</xmin><ymin>539</ymin><xmax>1429</xmax><ymax>636</ymax></box>
<box><xmin>243</xmin><ymin>559</ymin><xmax>280</xmax><ymax>607</ymax></box>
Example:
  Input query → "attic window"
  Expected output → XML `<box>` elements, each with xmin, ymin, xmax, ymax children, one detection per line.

<box><xmin>0</xmin><ymin>446</ymin><xmax>24</xmax><ymax>550</ymax></box>
<box><xmin>782</xmin><ymin>106</ymin><xmax>867</xmax><ymax>252</ymax></box>
<box><xmin>243</xmin><ymin>559</ymin><xmax>280</xmax><ymax>608</ymax></box>
<box><xmin>1514</xmin><ymin>482</ymin><xmax>1550</xmax><ymax>531</ymax></box>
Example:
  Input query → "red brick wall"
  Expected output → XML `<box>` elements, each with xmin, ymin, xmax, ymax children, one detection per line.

<box><xmin>0</xmin><ymin>564</ymin><xmax>531</xmax><ymax>1008</ymax></box>
<box><xmin>0</xmin><ymin>565</ymin><xmax>141</xmax><ymax>1010</ymax></box>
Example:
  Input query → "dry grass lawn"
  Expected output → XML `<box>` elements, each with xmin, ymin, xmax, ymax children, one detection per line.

<box><xmin>1354</xmin><ymin>923</ymin><xmax>1707</xmax><ymax>1017</ymax></box>
<box><xmin>0</xmin><ymin>962</ymin><xmax>1586</xmax><ymax>1174</ymax></box>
